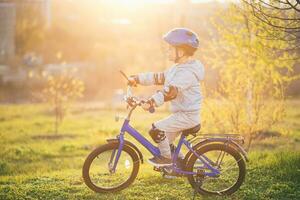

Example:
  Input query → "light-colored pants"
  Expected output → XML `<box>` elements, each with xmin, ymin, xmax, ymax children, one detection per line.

<box><xmin>154</xmin><ymin>111</ymin><xmax>200</xmax><ymax>158</ymax></box>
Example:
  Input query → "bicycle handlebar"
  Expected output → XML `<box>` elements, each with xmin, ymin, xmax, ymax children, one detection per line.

<box><xmin>120</xmin><ymin>71</ymin><xmax>155</xmax><ymax>113</ymax></box>
<box><xmin>124</xmin><ymin>95</ymin><xmax>155</xmax><ymax>113</ymax></box>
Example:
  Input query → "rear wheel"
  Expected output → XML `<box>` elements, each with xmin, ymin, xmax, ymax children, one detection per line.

<box><xmin>82</xmin><ymin>142</ymin><xmax>140</xmax><ymax>193</ymax></box>
<box><xmin>186</xmin><ymin>143</ymin><xmax>246</xmax><ymax>195</ymax></box>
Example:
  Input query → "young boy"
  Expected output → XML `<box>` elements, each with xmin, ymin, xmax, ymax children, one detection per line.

<box><xmin>128</xmin><ymin>28</ymin><xmax>205</xmax><ymax>167</ymax></box>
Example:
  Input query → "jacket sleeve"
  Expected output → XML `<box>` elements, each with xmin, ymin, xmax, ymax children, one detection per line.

<box><xmin>137</xmin><ymin>71</ymin><xmax>165</xmax><ymax>86</ymax></box>
<box><xmin>150</xmin><ymin>69</ymin><xmax>197</xmax><ymax>107</ymax></box>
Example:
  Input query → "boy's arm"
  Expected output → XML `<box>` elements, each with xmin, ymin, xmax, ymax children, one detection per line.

<box><xmin>149</xmin><ymin>70</ymin><xmax>195</xmax><ymax>107</ymax></box>
<box><xmin>130</xmin><ymin>72</ymin><xmax>165</xmax><ymax>86</ymax></box>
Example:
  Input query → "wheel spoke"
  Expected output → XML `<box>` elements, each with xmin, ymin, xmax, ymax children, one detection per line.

<box><xmin>85</xmin><ymin>146</ymin><xmax>136</xmax><ymax>190</ymax></box>
<box><xmin>189</xmin><ymin>145</ymin><xmax>245</xmax><ymax>195</ymax></box>
<box><xmin>216</xmin><ymin>150</ymin><xmax>226</xmax><ymax>167</ymax></box>
<box><xmin>220</xmin><ymin>158</ymin><xmax>243</xmax><ymax>174</ymax></box>
<box><xmin>91</xmin><ymin>149</ymin><xmax>133</xmax><ymax>188</ymax></box>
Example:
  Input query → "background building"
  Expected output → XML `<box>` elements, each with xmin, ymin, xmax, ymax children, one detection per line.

<box><xmin>0</xmin><ymin>3</ymin><xmax>16</xmax><ymax>62</ymax></box>
<box><xmin>0</xmin><ymin>0</ymin><xmax>51</xmax><ymax>63</ymax></box>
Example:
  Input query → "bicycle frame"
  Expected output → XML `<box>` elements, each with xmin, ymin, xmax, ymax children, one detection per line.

<box><xmin>112</xmin><ymin>119</ymin><xmax>221</xmax><ymax>177</ymax></box>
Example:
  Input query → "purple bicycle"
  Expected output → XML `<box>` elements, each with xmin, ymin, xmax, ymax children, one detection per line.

<box><xmin>82</xmin><ymin>73</ymin><xmax>248</xmax><ymax>196</ymax></box>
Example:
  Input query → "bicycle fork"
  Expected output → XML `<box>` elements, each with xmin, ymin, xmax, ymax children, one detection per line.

<box><xmin>108</xmin><ymin>133</ymin><xmax>125</xmax><ymax>173</ymax></box>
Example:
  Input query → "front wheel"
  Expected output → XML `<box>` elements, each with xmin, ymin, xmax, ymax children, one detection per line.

<box><xmin>186</xmin><ymin>143</ymin><xmax>246</xmax><ymax>195</ymax></box>
<box><xmin>82</xmin><ymin>142</ymin><xmax>140</xmax><ymax>193</ymax></box>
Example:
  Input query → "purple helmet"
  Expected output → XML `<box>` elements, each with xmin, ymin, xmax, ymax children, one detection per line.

<box><xmin>163</xmin><ymin>28</ymin><xmax>199</xmax><ymax>49</ymax></box>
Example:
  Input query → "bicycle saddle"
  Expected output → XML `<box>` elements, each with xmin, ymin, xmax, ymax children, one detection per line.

<box><xmin>182</xmin><ymin>124</ymin><xmax>201</xmax><ymax>137</ymax></box>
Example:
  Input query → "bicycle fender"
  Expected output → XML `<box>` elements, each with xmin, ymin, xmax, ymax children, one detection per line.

<box><xmin>106</xmin><ymin>138</ymin><xmax>144</xmax><ymax>164</ymax></box>
<box><xmin>183</xmin><ymin>139</ymin><xmax>249</xmax><ymax>166</ymax></box>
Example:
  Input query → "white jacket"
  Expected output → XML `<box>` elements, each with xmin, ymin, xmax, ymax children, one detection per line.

<box><xmin>138</xmin><ymin>60</ymin><xmax>205</xmax><ymax>114</ymax></box>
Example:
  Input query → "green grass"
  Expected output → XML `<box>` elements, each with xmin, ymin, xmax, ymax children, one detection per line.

<box><xmin>0</xmin><ymin>102</ymin><xmax>299</xmax><ymax>200</ymax></box>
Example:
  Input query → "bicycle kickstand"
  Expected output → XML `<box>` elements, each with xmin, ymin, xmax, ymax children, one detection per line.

<box><xmin>192</xmin><ymin>169</ymin><xmax>204</xmax><ymax>200</ymax></box>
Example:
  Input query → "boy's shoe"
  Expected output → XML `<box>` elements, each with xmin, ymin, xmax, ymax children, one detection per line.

<box><xmin>148</xmin><ymin>156</ymin><xmax>172</xmax><ymax>167</ymax></box>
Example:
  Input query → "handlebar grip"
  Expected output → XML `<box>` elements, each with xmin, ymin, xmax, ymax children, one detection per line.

<box><xmin>149</xmin><ymin>106</ymin><xmax>155</xmax><ymax>113</ymax></box>
<box><xmin>128</xmin><ymin>81</ymin><xmax>137</xmax><ymax>87</ymax></box>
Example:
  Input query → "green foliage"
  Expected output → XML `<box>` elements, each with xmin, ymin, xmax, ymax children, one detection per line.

<box><xmin>203</xmin><ymin>3</ymin><xmax>298</xmax><ymax>148</ymax></box>
<box><xmin>0</xmin><ymin>161</ymin><xmax>10</xmax><ymax>176</ymax></box>
<box><xmin>240</xmin><ymin>151</ymin><xmax>300</xmax><ymax>200</ymax></box>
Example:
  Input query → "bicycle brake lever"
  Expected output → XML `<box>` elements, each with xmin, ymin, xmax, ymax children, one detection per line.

<box><xmin>120</xmin><ymin>70</ymin><xmax>130</xmax><ymax>82</ymax></box>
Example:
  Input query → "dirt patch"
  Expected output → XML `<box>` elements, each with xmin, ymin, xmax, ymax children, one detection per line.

<box><xmin>31</xmin><ymin>134</ymin><xmax>77</xmax><ymax>140</ymax></box>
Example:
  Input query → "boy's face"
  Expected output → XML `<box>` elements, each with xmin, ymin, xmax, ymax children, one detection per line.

<box><xmin>165</xmin><ymin>44</ymin><xmax>185</xmax><ymax>62</ymax></box>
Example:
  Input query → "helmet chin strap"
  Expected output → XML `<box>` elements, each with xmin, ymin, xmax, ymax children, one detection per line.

<box><xmin>174</xmin><ymin>47</ymin><xmax>185</xmax><ymax>63</ymax></box>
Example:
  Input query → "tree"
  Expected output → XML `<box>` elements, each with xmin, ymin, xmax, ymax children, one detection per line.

<box><xmin>241</xmin><ymin>0</ymin><xmax>300</xmax><ymax>56</ymax></box>
<box><xmin>42</xmin><ymin>73</ymin><xmax>84</xmax><ymax>134</ymax></box>
<box><xmin>202</xmin><ymin>3</ymin><xmax>298</xmax><ymax>150</ymax></box>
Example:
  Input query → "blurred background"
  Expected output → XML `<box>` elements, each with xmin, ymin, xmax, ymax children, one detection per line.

<box><xmin>0</xmin><ymin>0</ymin><xmax>297</xmax><ymax>104</ymax></box>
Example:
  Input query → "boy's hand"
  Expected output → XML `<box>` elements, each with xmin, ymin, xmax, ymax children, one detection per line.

<box><xmin>141</xmin><ymin>98</ymin><xmax>155</xmax><ymax>111</ymax></box>
<box><xmin>128</xmin><ymin>75</ymin><xmax>139</xmax><ymax>87</ymax></box>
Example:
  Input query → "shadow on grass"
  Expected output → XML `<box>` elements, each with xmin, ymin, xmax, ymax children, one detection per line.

<box><xmin>31</xmin><ymin>134</ymin><xmax>78</xmax><ymax>140</ymax></box>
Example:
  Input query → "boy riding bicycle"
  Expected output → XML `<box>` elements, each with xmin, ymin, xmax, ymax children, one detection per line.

<box><xmin>128</xmin><ymin>28</ymin><xmax>205</xmax><ymax>167</ymax></box>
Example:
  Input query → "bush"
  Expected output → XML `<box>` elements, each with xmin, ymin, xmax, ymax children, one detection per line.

<box><xmin>0</xmin><ymin>161</ymin><xmax>10</xmax><ymax>175</ymax></box>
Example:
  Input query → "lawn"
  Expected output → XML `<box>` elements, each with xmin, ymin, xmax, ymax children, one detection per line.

<box><xmin>0</xmin><ymin>101</ymin><xmax>299</xmax><ymax>200</ymax></box>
